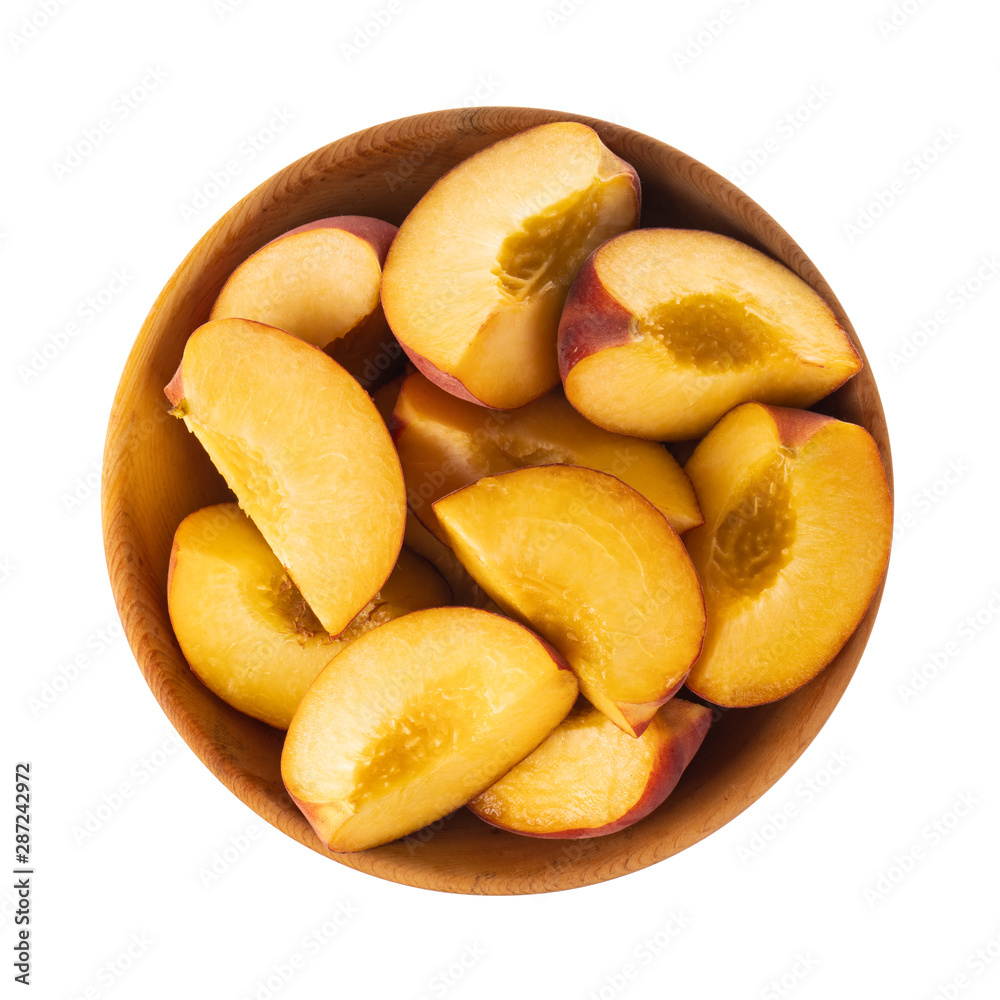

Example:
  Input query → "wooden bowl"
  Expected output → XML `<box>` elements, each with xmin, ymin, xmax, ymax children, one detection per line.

<box><xmin>102</xmin><ymin>107</ymin><xmax>893</xmax><ymax>895</ymax></box>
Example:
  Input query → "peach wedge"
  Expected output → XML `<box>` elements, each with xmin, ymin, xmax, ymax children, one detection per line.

<box><xmin>433</xmin><ymin>466</ymin><xmax>706</xmax><ymax>737</ymax></box>
<box><xmin>392</xmin><ymin>373</ymin><xmax>702</xmax><ymax>539</ymax></box>
<box><xmin>167</xmin><ymin>503</ymin><xmax>451</xmax><ymax>729</ymax></box>
<box><xmin>683</xmin><ymin>402</ymin><xmax>892</xmax><ymax>707</ymax></box>
<box><xmin>165</xmin><ymin>318</ymin><xmax>406</xmax><ymax>636</ymax></box>
<box><xmin>381</xmin><ymin>122</ymin><xmax>640</xmax><ymax>409</ymax></box>
<box><xmin>210</xmin><ymin>216</ymin><xmax>399</xmax><ymax>386</ymax></box>
<box><xmin>281</xmin><ymin>607</ymin><xmax>578</xmax><ymax>852</ymax></box>
<box><xmin>559</xmin><ymin>229</ymin><xmax>863</xmax><ymax>440</ymax></box>
<box><xmin>469</xmin><ymin>698</ymin><xmax>712</xmax><ymax>838</ymax></box>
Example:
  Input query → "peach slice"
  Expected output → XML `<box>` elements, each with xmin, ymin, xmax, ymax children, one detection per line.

<box><xmin>167</xmin><ymin>503</ymin><xmax>451</xmax><ymax>729</ymax></box>
<box><xmin>381</xmin><ymin>122</ymin><xmax>640</xmax><ymax>409</ymax></box>
<box><xmin>209</xmin><ymin>216</ymin><xmax>399</xmax><ymax>387</ymax></box>
<box><xmin>165</xmin><ymin>318</ymin><xmax>406</xmax><ymax>636</ymax></box>
<box><xmin>281</xmin><ymin>607</ymin><xmax>578</xmax><ymax>852</ymax></box>
<box><xmin>683</xmin><ymin>402</ymin><xmax>892</xmax><ymax>707</ymax></box>
<box><xmin>433</xmin><ymin>466</ymin><xmax>706</xmax><ymax>737</ymax></box>
<box><xmin>559</xmin><ymin>229</ymin><xmax>863</xmax><ymax>440</ymax></box>
<box><xmin>469</xmin><ymin>698</ymin><xmax>712</xmax><ymax>838</ymax></box>
<box><xmin>392</xmin><ymin>373</ymin><xmax>703</xmax><ymax>539</ymax></box>
<box><xmin>401</xmin><ymin>511</ymin><xmax>494</xmax><ymax>609</ymax></box>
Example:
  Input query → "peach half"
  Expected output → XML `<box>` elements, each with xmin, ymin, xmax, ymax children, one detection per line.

<box><xmin>381</xmin><ymin>122</ymin><xmax>640</xmax><ymax>409</ymax></box>
<box><xmin>559</xmin><ymin>229</ymin><xmax>863</xmax><ymax>440</ymax></box>
<box><xmin>167</xmin><ymin>503</ymin><xmax>450</xmax><ymax>729</ymax></box>
<box><xmin>469</xmin><ymin>698</ymin><xmax>712</xmax><ymax>838</ymax></box>
<box><xmin>433</xmin><ymin>466</ymin><xmax>706</xmax><ymax>737</ymax></box>
<box><xmin>683</xmin><ymin>402</ymin><xmax>892</xmax><ymax>707</ymax></box>
<box><xmin>210</xmin><ymin>216</ymin><xmax>399</xmax><ymax>387</ymax></box>
<box><xmin>392</xmin><ymin>373</ymin><xmax>703</xmax><ymax>539</ymax></box>
<box><xmin>165</xmin><ymin>318</ymin><xmax>406</xmax><ymax>636</ymax></box>
<box><xmin>281</xmin><ymin>607</ymin><xmax>578</xmax><ymax>852</ymax></box>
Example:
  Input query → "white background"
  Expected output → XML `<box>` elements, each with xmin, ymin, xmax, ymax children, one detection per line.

<box><xmin>4</xmin><ymin>0</ymin><xmax>999</xmax><ymax>997</ymax></box>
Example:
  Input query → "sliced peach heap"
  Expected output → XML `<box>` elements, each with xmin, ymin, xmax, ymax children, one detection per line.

<box><xmin>167</xmin><ymin>503</ymin><xmax>450</xmax><ymax>729</ymax></box>
<box><xmin>559</xmin><ymin>229</ymin><xmax>863</xmax><ymax>439</ymax></box>
<box><xmin>683</xmin><ymin>402</ymin><xmax>891</xmax><ymax>707</ymax></box>
<box><xmin>381</xmin><ymin>122</ymin><xmax>640</xmax><ymax>409</ymax></box>
<box><xmin>210</xmin><ymin>216</ymin><xmax>399</xmax><ymax>386</ymax></box>
<box><xmin>392</xmin><ymin>373</ymin><xmax>703</xmax><ymax>538</ymax></box>
<box><xmin>433</xmin><ymin>466</ymin><xmax>706</xmax><ymax>737</ymax></box>
<box><xmin>469</xmin><ymin>698</ymin><xmax>712</xmax><ymax>838</ymax></box>
<box><xmin>165</xmin><ymin>318</ymin><xmax>406</xmax><ymax>636</ymax></box>
<box><xmin>155</xmin><ymin>124</ymin><xmax>890</xmax><ymax>852</ymax></box>
<box><xmin>281</xmin><ymin>607</ymin><xmax>578</xmax><ymax>852</ymax></box>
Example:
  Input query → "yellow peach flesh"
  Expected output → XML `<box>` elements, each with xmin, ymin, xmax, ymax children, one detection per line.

<box><xmin>560</xmin><ymin>229</ymin><xmax>862</xmax><ymax>440</ymax></box>
<box><xmin>469</xmin><ymin>699</ymin><xmax>712</xmax><ymax>837</ymax></box>
<box><xmin>683</xmin><ymin>402</ymin><xmax>892</xmax><ymax>706</ymax></box>
<box><xmin>209</xmin><ymin>220</ymin><xmax>398</xmax><ymax>385</ymax></box>
<box><xmin>392</xmin><ymin>373</ymin><xmax>702</xmax><ymax>538</ymax></box>
<box><xmin>167</xmin><ymin>504</ymin><xmax>451</xmax><ymax>729</ymax></box>
<box><xmin>281</xmin><ymin>607</ymin><xmax>578</xmax><ymax>852</ymax></box>
<box><xmin>166</xmin><ymin>318</ymin><xmax>406</xmax><ymax>636</ymax></box>
<box><xmin>433</xmin><ymin>466</ymin><xmax>706</xmax><ymax>736</ymax></box>
<box><xmin>381</xmin><ymin>122</ymin><xmax>640</xmax><ymax>409</ymax></box>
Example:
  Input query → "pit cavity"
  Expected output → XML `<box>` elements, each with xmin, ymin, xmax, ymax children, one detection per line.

<box><xmin>260</xmin><ymin>572</ymin><xmax>324</xmax><ymax>638</ymax></box>
<box><xmin>639</xmin><ymin>294</ymin><xmax>782</xmax><ymax>372</ymax></box>
<box><xmin>350</xmin><ymin>708</ymin><xmax>453</xmax><ymax>803</ymax></box>
<box><xmin>255</xmin><ymin>576</ymin><xmax>391</xmax><ymax>644</ymax></box>
<box><xmin>493</xmin><ymin>187</ymin><xmax>599</xmax><ymax>302</ymax></box>
<box><xmin>708</xmin><ymin>453</ymin><xmax>796</xmax><ymax>597</ymax></box>
<box><xmin>489</xmin><ymin>439</ymin><xmax>567</xmax><ymax>469</ymax></box>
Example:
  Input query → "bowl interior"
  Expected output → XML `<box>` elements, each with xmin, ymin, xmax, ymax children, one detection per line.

<box><xmin>102</xmin><ymin>107</ymin><xmax>892</xmax><ymax>895</ymax></box>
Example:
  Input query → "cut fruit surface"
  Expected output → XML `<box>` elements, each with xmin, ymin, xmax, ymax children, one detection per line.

<box><xmin>559</xmin><ymin>229</ymin><xmax>863</xmax><ymax>439</ymax></box>
<box><xmin>165</xmin><ymin>318</ymin><xmax>406</xmax><ymax>636</ymax></box>
<box><xmin>381</xmin><ymin>122</ymin><xmax>640</xmax><ymax>409</ymax></box>
<box><xmin>167</xmin><ymin>503</ymin><xmax>451</xmax><ymax>729</ymax></box>
<box><xmin>683</xmin><ymin>402</ymin><xmax>892</xmax><ymax>707</ymax></box>
<box><xmin>281</xmin><ymin>607</ymin><xmax>578</xmax><ymax>852</ymax></box>
<box><xmin>392</xmin><ymin>373</ymin><xmax>702</xmax><ymax>538</ymax></box>
<box><xmin>433</xmin><ymin>465</ymin><xmax>706</xmax><ymax>736</ymax></box>
<box><xmin>469</xmin><ymin>698</ymin><xmax>712</xmax><ymax>838</ymax></box>
<box><xmin>209</xmin><ymin>216</ymin><xmax>399</xmax><ymax>387</ymax></box>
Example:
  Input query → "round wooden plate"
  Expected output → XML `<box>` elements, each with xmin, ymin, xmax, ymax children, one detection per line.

<box><xmin>101</xmin><ymin>107</ymin><xmax>893</xmax><ymax>895</ymax></box>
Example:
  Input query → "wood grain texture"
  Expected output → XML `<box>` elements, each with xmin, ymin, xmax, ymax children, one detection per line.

<box><xmin>101</xmin><ymin>106</ymin><xmax>893</xmax><ymax>895</ymax></box>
